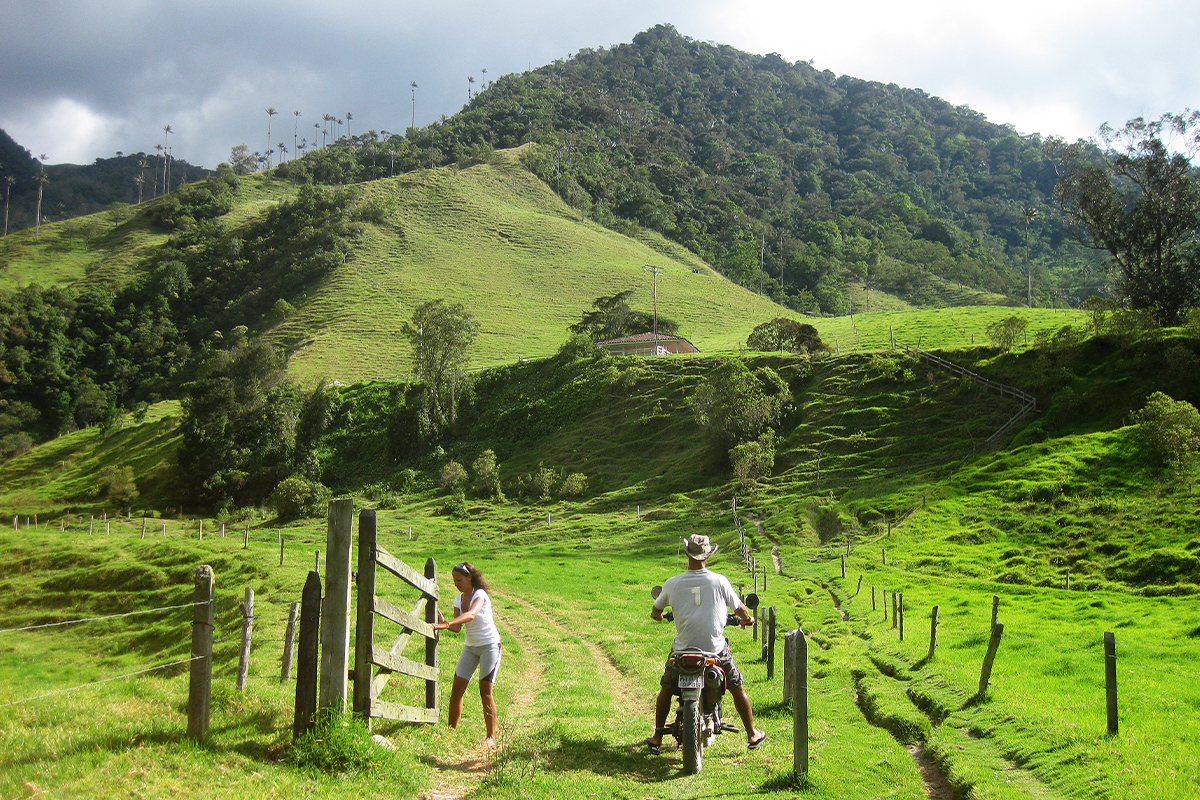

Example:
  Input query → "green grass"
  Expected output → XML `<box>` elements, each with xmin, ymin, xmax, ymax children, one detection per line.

<box><xmin>2</xmin><ymin>321</ymin><xmax>1199</xmax><ymax>798</ymax></box>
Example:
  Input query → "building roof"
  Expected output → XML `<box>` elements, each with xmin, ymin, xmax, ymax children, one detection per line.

<box><xmin>595</xmin><ymin>332</ymin><xmax>691</xmax><ymax>345</ymax></box>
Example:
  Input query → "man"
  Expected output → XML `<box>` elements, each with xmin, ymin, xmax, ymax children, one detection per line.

<box><xmin>646</xmin><ymin>534</ymin><xmax>766</xmax><ymax>754</ymax></box>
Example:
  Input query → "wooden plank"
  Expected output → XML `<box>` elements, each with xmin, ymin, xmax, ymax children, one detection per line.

<box><xmin>372</xmin><ymin>699</ymin><xmax>438</xmax><ymax>724</ymax></box>
<box><xmin>371</xmin><ymin>644</ymin><xmax>439</xmax><ymax>681</ymax></box>
<box><xmin>374</xmin><ymin>546</ymin><xmax>438</xmax><ymax>598</ymax></box>
<box><xmin>373</xmin><ymin>595</ymin><xmax>435</xmax><ymax>639</ymax></box>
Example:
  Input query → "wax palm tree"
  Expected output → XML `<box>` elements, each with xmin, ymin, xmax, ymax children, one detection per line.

<box><xmin>278</xmin><ymin>142</ymin><xmax>287</xmax><ymax>162</ymax></box>
<box><xmin>293</xmin><ymin>110</ymin><xmax>301</xmax><ymax>159</ymax></box>
<box><xmin>137</xmin><ymin>158</ymin><xmax>148</xmax><ymax>203</ymax></box>
<box><xmin>1023</xmin><ymin>206</ymin><xmax>1039</xmax><ymax>307</ymax></box>
<box><xmin>266</xmin><ymin>107</ymin><xmax>278</xmax><ymax>166</ymax></box>
<box><xmin>153</xmin><ymin>144</ymin><xmax>163</xmax><ymax>196</ymax></box>
<box><xmin>345</xmin><ymin>111</ymin><xmax>352</xmax><ymax>140</ymax></box>
<box><xmin>313</xmin><ymin>121</ymin><xmax>322</xmax><ymax>148</ymax></box>
<box><xmin>34</xmin><ymin>155</ymin><xmax>48</xmax><ymax>242</ymax></box>
<box><xmin>322</xmin><ymin>115</ymin><xmax>335</xmax><ymax>147</ymax></box>
<box><xmin>410</xmin><ymin>81</ymin><xmax>418</xmax><ymax>131</ymax></box>
<box><xmin>3</xmin><ymin>175</ymin><xmax>15</xmax><ymax>236</ymax></box>
<box><xmin>467</xmin><ymin>75</ymin><xmax>475</xmax><ymax>102</ymax></box>
<box><xmin>162</xmin><ymin>125</ymin><xmax>173</xmax><ymax>192</ymax></box>
<box><xmin>481</xmin><ymin>67</ymin><xmax>488</xmax><ymax>90</ymax></box>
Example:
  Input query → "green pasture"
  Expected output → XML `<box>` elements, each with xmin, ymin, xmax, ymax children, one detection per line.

<box><xmin>2</xmin><ymin>488</ymin><xmax>1200</xmax><ymax>799</ymax></box>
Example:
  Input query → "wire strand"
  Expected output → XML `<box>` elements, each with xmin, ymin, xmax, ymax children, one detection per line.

<box><xmin>0</xmin><ymin>655</ymin><xmax>203</xmax><ymax>708</ymax></box>
<box><xmin>0</xmin><ymin>601</ymin><xmax>211</xmax><ymax>634</ymax></box>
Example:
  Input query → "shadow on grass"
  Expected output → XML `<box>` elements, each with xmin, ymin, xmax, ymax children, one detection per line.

<box><xmin>496</xmin><ymin>733</ymin><xmax>678</xmax><ymax>782</ymax></box>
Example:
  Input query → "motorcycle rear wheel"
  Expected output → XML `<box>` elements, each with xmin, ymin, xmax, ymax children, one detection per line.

<box><xmin>680</xmin><ymin>694</ymin><xmax>703</xmax><ymax>774</ymax></box>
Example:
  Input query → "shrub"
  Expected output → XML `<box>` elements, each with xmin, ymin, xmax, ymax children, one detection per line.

<box><xmin>289</xmin><ymin>709</ymin><xmax>412</xmax><ymax>779</ymax></box>
<box><xmin>443</xmin><ymin>491</ymin><xmax>468</xmax><ymax>518</ymax></box>
<box><xmin>439</xmin><ymin>460</ymin><xmax>468</xmax><ymax>493</ymax></box>
<box><xmin>0</xmin><ymin>432</ymin><xmax>34</xmax><ymax>460</ymax></box>
<box><xmin>269</xmin><ymin>475</ymin><xmax>332</xmax><ymax>520</ymax></box>
<box><xmin>530</xmin><ymin>465</ymin><xmax>557</xmax><ymax>502</ymax></box>
<box><xmin>96</xmin><ymin>465</ymin><xmax>139</xmax><ymax>507</ymax></box>
<box><xmin>985</xmin><ymin>315</ymin><xmax>1028</xmax><ymax>350</ymax></box>
<box><xmin>730</xmin><ymin>430</ymin><xmax>777</xmax><ymax>488</ymax></box>
<box><xmin>1133</xmin><ymin>391</ymin><xmax>1200</xmax><ymax>471</ymax></box>
<box><xmin>471</xmin><ymin>449</ymin><xmax>504</xmax><ymax>500</ymax></box>
<box><xmin>561</xmin><ymin>472</ymin><xmax>589</xmax><ymax>497</ymax></box>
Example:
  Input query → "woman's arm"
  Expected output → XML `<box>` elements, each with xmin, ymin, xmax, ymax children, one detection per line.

<box><xmin>433</xmin><ymin>593</ymin><xmax>486</xmax><ymax>631</ymax></box>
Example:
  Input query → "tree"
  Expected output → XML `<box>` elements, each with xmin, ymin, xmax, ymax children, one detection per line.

<box><xmin>3</xmin><ymin>174</ymin><xmax>13</xmax><ymax>236</ymax></box>
<box><xmin>1046</xmin><ymin>112</ymin><xmax>1200</xmax><ymax>325</ymax></box>
<box><xmin>410</xmin><ymin>81</ymin><xmax>418</xmax><ymax>131</ymax></box>
<box><xmin>228</xmin><ymin>144</ymin><xmax>256</xmax><ymax>175</ymax></box>
<box><xmin>689</xmin><ymin>358</ymin><xmax>790</xmax><ymax>449</ymax></box>
<box><xmin>985</xmin><ymin>315</ymin><xmax>1028</xmax><ymax>350</ymax></box>
<box><xmin>177</xmin><ymin>336</ymin><xmax>315</xmax><ymax>511</ymax></box>
<box><xmin>568</xmin><ymin>290</ymin><xmax>679</xmax><ymax>341</ymax></box>
<box><xmin>265</xmin><ymin>107</ymin><xmax>278</xmax><ymax>167</ymax></box>
<box><xmin>746</xmin><ymin>317</ymin><xmax>826</xmax><ymax>353</ymax></box>
<box><xmin>401</xmin><ymin>299</ymin><xmax>479</xmax><ymax>437</ymax></box>
<box><xmin>34</xmin><ymin>156</ymin><xmax>48</xmax><ymax>242</ymax></box>
<box><xmin>1133</xmin><ymin>391</ymin><xmax>1200</xmax><ymax>472</ymax></box>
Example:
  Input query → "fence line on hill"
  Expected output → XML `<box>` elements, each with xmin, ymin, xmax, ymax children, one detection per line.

<box><xmin>836</xmin><ymin>565</ymin><xmax>1199</xmax><ymax>738</ymax></box>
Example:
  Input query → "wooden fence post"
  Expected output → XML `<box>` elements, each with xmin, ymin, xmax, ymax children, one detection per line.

<box><xmin>243</xmin><ymin>525</ymin><xmax>249</xmax><ymax>549</ymax></box>
<box><xmin>793</xmin><ymin>628</ymin><xmax>809</xmax><ymax>775</ymax></box>
<box><xmin>281</xmin><ymin>601</ymin><xmax>299</xmax><ymax>683</ymax></box>
<box><xmin>1104</xmin><ymin>631</ymin><xmax>1118</xmax><ymax>736</ymax></box>
<box><xmin>977</xmin><ymin>622</ymin><xmax>1004</xmax><ymax>697</ymax></box>
<box><xmin>353</xmin><ymin>509</ymin><xmax>377</xmax><ymax>723</ymax></box>
<box><xmin>899</xmin><ymin>593</ymin><xmax>905</xmax><ymax>641</ymax></box>
<box><xmin>927</xmin><ymin>605</ymin><xmax>939</xmax><ymax>660</ymax></box>
<box><xmin>766</xmin><ymin>607</ymin><xmax>777</xmax><ymax>680</ymax></box>
<box><xmin>892</xmin><ymin>591</ymin><xmax>898</xmax><ymax>629</ymax></box>
<box><xmin>991</xmin><ymin>595</ymin><xmax>1000</xmax><ymax>628</ymax></box>
<box><xmin>294</xmin><ymin>571</ymin><xmax>321</xmax><ymax>739</ymax></box>
<box><xmin>840</xmin><ymin>553</ymin><xmax>845</xmax><ymax>578</ymax></box>
<box><xmin>783</xmin><ymin>629</ymin><xmax>796</xmax><ymax>703</ymax></box>
<box><xmin>425</xmin><ymin>557</ymin><xmax>438</xmax><ymax>716</ymax></box>
<box><xmin>237</xmin><ymin>587</ymin><xmax>254</xmax><ymax>691</ymax></box>
<box><xmin>319</xmin><ymin>498</ymin><xmax>354</xmax><ymax>712</ymax></box>
<box><xmin>188</xmin><ymin>565</ymin><xmax>215</xmax><ymax>741</ymax></box>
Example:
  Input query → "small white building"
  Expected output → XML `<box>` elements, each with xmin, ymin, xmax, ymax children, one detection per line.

<box><xmin>595</xmin><ymin>332</ymin><xmax>700</xmax><ymax>357</ymax></box>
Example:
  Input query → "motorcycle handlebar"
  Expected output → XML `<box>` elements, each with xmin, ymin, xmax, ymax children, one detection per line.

<box><xmin>659</xmin><ymin>612</ymin><xmax>749</xmax><ymax>627</ymax></box>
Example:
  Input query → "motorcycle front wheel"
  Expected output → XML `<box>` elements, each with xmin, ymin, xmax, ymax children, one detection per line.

<box><xmin>680</xmin><ymin>693</ymin><xmax>703</xmax><ymax>774</ymax></box>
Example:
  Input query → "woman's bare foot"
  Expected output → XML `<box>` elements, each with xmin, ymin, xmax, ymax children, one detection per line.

<box><xmin>482</xmin><ymin>736</ymin><xmax>497</xmax><ymax>748</ymax></box>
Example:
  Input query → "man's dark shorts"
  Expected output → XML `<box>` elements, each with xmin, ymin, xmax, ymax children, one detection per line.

<box><xmin>660</xmin><ymin>639</ymin><xmax>744</xmax><ymax>690</ymax></box>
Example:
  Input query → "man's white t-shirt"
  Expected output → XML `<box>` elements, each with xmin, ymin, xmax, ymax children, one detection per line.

<box><xmin>653</xmin><ymin>567</ymin><xmax>741</xmax><ymax>652</ymax></box>
<box><xmin>453</xmin><ymin>589</ymin><xmax>501</xmax><ymax>647</ymax></box>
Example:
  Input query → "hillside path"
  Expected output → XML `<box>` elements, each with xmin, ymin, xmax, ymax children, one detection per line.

<box><xmin>419</xmin><ymin>590</ymin><xmax>636</xmax><ymax>800</ymax></box>
<box><xmin>419</xmin><ymin>596</ymin><xmax>543</xmax><ymax>800</ymax></box>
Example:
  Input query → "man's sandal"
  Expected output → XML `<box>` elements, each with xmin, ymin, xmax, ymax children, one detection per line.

<box><xmin>644</xmin><ymin>738</ymin><xmax>661</xmax><ymax>755</ymax></box>
<box><xmin>748</xmin><ymin>730</ymin><xmax>767</xmax><ymax>750</ymax></box>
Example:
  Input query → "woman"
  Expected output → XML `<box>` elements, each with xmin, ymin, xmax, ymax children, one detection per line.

<box><xmin>432</xmin><ymin>561</ymin><xmax>501</xmax><ymax>746</ymax></box>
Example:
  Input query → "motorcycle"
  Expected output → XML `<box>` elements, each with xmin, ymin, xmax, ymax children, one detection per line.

<box><xmin>650</xmin><ymin>586</ymin><xmax>758</xmax><ymax>774</ymax></box>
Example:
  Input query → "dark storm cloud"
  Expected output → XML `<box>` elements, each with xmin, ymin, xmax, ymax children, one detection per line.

<box><xmin>2</xmin><ymin>0</ymin><xmax>1196</xmax><ymax>167</ymax></box>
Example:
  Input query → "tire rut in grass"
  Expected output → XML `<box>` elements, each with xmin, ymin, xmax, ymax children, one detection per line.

<box><xmin>503</xmin><ymin>594</ymin><xmax>639</xmax><ymax>713</ymax></box>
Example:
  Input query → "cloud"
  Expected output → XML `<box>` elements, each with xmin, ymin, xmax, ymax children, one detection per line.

<box><xmin>1</xmin><ymin>0</ymin><xmax>1196</xmax><ymax>167</ymax></box>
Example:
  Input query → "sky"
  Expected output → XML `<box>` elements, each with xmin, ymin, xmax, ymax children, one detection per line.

<box><xmin>2</xmin><ymin>0</ymin><xmax>1196</xmax><ymax>169</ymax></box>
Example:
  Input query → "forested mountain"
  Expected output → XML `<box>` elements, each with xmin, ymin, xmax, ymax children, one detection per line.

<box><xmin>0</xmin><ymin>129</ymin><xmax>210</xmax><ymax>233</ymax></box>
<box><xmin>278</xmin><ymin>25</ymin><xmax>1104</xmax><ymax>311</ymax></box>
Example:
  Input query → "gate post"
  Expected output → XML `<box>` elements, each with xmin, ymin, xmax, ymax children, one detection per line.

<box><xmin>294</xmin><ymin>570</ymin><xmax>322</xmax><ymax>738</ymax></box>
<box><xmin>425</xmin><ymin>557</ymin><xmax>438</xmax><ymax>717</ymax></box>
<box><xmin>319</xmin><ymin>498</ymin><xmax>354</xmax><ymax>711</ymax></box>
<box><xmin>353</xmin><ymin>509</ymin><xmax>377</xmax><ymax>723</ymax></box>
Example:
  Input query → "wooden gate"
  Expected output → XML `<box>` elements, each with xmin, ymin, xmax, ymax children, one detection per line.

<box><xmin>352</xmin><ymin>509</ymin><xmax>439</xmax><ymax>725</ymax></box>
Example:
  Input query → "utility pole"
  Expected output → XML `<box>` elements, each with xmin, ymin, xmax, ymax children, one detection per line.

<box><xmin>643</xmin><ymin>264</ymin><xmax>663</xmax><ymax>350</ymax></box>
